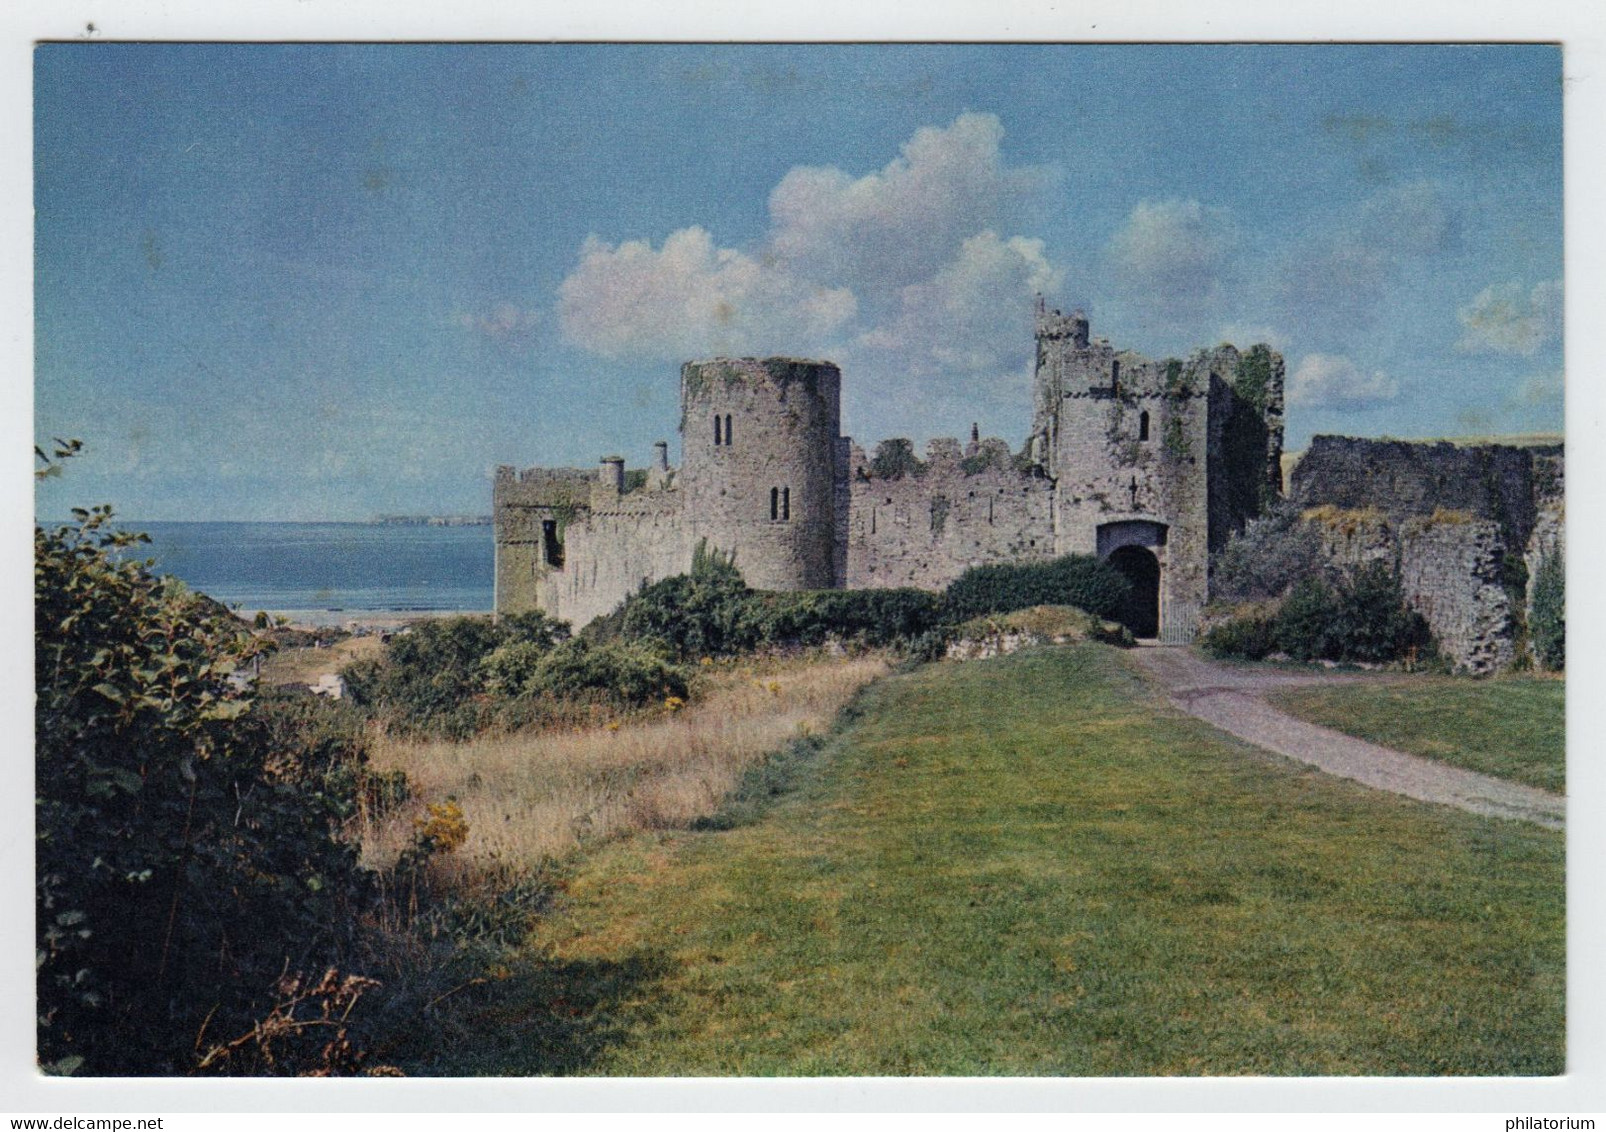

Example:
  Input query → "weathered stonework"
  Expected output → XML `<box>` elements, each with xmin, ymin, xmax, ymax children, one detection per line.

<box><xmin>1292</xmin><ymin>436</ymin><xmax>1566</xmax><ymax>672</ymax></box>
<box><xmin>496</xmin><ymin>309</ymin><xmax>1284</xmax><ymax>639</ymax></box>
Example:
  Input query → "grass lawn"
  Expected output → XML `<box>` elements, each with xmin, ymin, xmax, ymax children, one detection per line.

<box><xmin>1269</xmin><ymin>675</ymin><xmax>1565</xmax><ymax>793</ymax></box>
<box><xmin>416</xmin><ymin>645</ymin><xmax>1563</xmax><ymax>1076</ymax></box>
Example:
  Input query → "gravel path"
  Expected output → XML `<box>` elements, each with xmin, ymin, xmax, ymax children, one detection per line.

<box><xmin>1126</xmin><ymin>648</ymin><xmax>1565</xmax><ymax>830</ymax></box>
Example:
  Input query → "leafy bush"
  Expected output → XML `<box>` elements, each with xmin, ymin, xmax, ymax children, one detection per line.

<box><xmin>1203</xmin><ymin>564</ymin><xmax>1433</xmax><ymax>665</ymax></box>
<box><xmin>249</xmin><ymin>688</ymin><xmax>407</xmax><ymax>827</ymax></box>
<box><xmin>342</xmin><ymin>610</ymin><xmax>571</xmax><ymax>736</ymax></box>
<box><xmin>869</xmin><ymin>438</ymin><xmax>925</xmax><ymax>480</ymax></box>
<box><xmin>1199</xmin><ymin>608</ymin><xmax>1279</xmax><ymax>660</ymax></box>
<box><xmin>1324</xmin><ymin>561</ymin><xmax>1435</xmax><ymax>663</ymax></box>
<box><xmin>943</xmin><ymin>554</ymin><xmax>1131</xmax><ymax>621</ymax></box>
<box><xmin>518</xmin><ymin>639</ymin><xmax>689</xmax><ymax>706</ymax></box>
<box><xmin>1274</xmin><ymin>564</ymin><xmax>1432</xmax><ymax>663</ymax></box>
<box><xmin>614</xmin><ymin>541</ymin><xmax>753</xmax><ymax>660</ymax></box>
<box><xmin>740</xmin><ymin>587</ymin><xmax>944</xmax><ymax>649</ymax></box>
<box><xmin>36</xmin><ymin>502</ymin><xmax>375</xmax><ymax>1075</ymax></box>
<box><xmin>1272</xmin><ymin>576</ymin><xmax>1340</xmax><ymax>661</ymax></box>
<box><xmin>1530</xmin><ymin>549</ymin><xmax>1564</xmax><ymax>671</ymax></box>
<box><xmin>1210</xmin><ymin>502</ymin><xmax>1325</xmax><ymax>602</ymax></box>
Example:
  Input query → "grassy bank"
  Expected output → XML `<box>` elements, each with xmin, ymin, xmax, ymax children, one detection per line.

<box><xmin>1269</xmin><ymin>675</ymin><xmax>1565</xmax><ymax>793</ymax></box>
<box><xmin>419</xmin><ymin>644</ymin><xmax>1563</xmax><ymax>1076</ymax></box>
<box><xmin>363</xmin><ymin>652</ymin><xmax>891</xmax><ymax>877</ymax></box>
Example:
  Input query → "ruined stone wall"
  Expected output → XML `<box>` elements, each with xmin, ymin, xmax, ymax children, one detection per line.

<box><xmin>1291</xmin><ymin>435</ymin><xmax>1565</xmax><ymax>671</ymax></box>
<box><xmin>1290</xmin><ymin>436</ymin><xmax>1558</xmax><ymax>553</ymax></box>
<box><xmin>1399</xmin><ymin>517</ymin><xmax>1516</xmax><ymax>674</ymax></box>
<box><xmin>844</xmin><ymin>437</ymin><xmax>1055</xmax><ymax>590</ymax></box>
<box><xmin>680</xmin><ymin>358</ymin><xmax>843</xmax><ymax>591</ymax></box>
<box><xmin>1303</xmin><ymin>508</ymin><xmax>1514</xmax><ymax>673</ymax></box>
<box><xmin>1207</xmin><ymin>346</ymin><xmax>1286</xmax><ymax>555</ymax></box>
<box><xmin>1523</xmin><ymin>450</ymin><xmax>1565</xmax><ymax>669</ymax></box>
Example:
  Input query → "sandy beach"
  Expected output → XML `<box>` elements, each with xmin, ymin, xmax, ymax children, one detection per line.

<box><xmin>264</xmin><ymin>609</ymin><xmax>490</xmax><ymax>632</ymax></box>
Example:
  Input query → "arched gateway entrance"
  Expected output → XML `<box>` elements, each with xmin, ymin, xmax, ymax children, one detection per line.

<box><xmin>1106</xmin><ymin>545</ymin><xmax>1161</xmax><ymax>638</ymax></box>
<box><xmin>1097</xmin><ymin>520</ymin><xmax>1167</xmax><ymax>640</ymax></box>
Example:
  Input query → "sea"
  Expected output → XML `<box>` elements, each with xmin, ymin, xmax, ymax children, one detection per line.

<box><xmin>117</xmin><ymin>521</ymin><xmax>494</xmax><ymax>614</ymax></box>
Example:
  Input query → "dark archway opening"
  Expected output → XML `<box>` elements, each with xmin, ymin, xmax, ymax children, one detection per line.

<box><xmin>1107</xmin><ymin>545</ymin><xmax>1160</xmax><ymax>638</ymax></box>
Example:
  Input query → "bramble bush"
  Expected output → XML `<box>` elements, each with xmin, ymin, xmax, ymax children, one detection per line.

<box><xmin>1198</xmin><ymin>607</ymin><xmax>1279</xmax><ymax>660</ymax></box>
<box><xmin>514</xmin><ymin>638</ymin><xmax>689</xmax><ymax>705</ymax></box>
<box><xmin>36</xmin><ymin>482</ymin><xmax>377</xmax><ymax>1074</ymax></box>
<box><xmin>942</xmin><ymin>554</ymin><xmax>1131</xmax><ymax>621</ymax></box>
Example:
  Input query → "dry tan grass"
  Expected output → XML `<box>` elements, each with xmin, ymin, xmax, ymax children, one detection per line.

<box><xmin>361</xmin><ymin>652</ymin><xmax>890</xmax><ymax>879</ymax></box>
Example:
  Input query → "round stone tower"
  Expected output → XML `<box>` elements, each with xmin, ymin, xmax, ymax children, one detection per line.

<box><xmin>680</xmin><ymin>357</ymin><xmax>842</xmax><ymax>591</ymax></box>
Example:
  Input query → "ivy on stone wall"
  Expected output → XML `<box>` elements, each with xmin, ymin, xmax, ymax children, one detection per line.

<box><xmin>1164</xmin><ymin>358</ymin><xmax>1192</xmax><ymax>396</ymax></box>
<box><xmin>1530</xmin><ymin>549</ymin><xmax>1565</xmax><ymax>671</ymax></box>
<box><xmin>1232</xmin><ymin>345</ymin><xmax>1275</xmax><ymax>413</ymax></box>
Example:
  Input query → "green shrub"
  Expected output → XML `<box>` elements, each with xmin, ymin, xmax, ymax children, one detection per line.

<box><xmin>869</xmin><ymin>438</ymin><xmax>925</xmax><ymax>480</ymax></box>
<box><xmin>36</xmin><ymin>502</ymin><xmax>374</xmax><ymax>1075</ymax></box>
<box><xmin>246</xmin><ymin>688</ymin><xmax>404</xmax><ymax>824</ymax></box>
<box><xmin>1211</xmin><ymin>502</ymin><xmax>1325</xmax><ymax>602</ymax></box>
<box><xmin>1326</xmin><ymin>561</ymin><xmax>1434</xmax><ymax>663</ymax></box>
<box><xmin>1199</xmin><ymin>609</ymin><xmax>1279</xmax><ymax>660</ymax></box>
<box><xmin>1274</xmin><ymin>576</ymin><xmax>1341</xmax><ymax>661</ymax></box>
<box><xmin>943</xmin><ymin>554</ymin><xmax>1130</xmax><ymax>621</ymax></box>
<box><xmin>740</xmin><ymin>587</ymin><xmax>944</xmax><ymax>649</ymax></box>
<box><xmin>1530</xmin><ymin>549</ymin><xmax>1564</xmax><ymax>671</ymax></box>
<box><xmin>525</xmin><ymin>639</ymin><xmax>689</xmax><ymax>706</ymax></box>
<box><xmin>614</xmin><ymin>541</ymin><xmax>754</xmax><ymax>660</ymax></box>
<box><xmin>342</xmin><ymin>610</ymin><xmax>571</xmax><ymax>736</ymax></box>
<box><xmin>1272</xmin><ymin>563</ymin><xmax>1432</xmax><ymax>663</ymax></box>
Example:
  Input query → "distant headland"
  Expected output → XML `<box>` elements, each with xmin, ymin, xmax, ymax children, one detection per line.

<box><xmin>371</xmin><ymin>514</ymin><xmax>491</xmax><ymax>526</ymax></box>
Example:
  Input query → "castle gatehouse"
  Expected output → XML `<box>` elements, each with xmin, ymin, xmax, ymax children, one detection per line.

<box><xmin>494</xmin><ymin>308</ymin><xmax>1287</xmax><ymax>639</ymax></box>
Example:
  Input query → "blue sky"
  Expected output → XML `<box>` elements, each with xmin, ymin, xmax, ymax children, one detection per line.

<box><xmin>34</xmin><ymin>43</ymin><xmax>1563</xmax><ymax>521</ymax></box>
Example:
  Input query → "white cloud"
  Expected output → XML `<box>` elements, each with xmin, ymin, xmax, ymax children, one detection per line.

<box><xmin>767</xmin><ymin>112</ymin><xmax>1056</xmax><ymax>293</ymax></box>
<box><xmin>557</xmin><ymin>227</ymin><xmax>856</xmax><ymax>360</ymax></box>
<box><xmin>1105</xmin><ymin>198</ymin><xmax>1237</xmax><ymax>317</ymax></box>
<box><xmin>855</xmin><ymin>232</ymin><xmax>1061</xmax><ymax>373</ymax></box>
<box><xmin>1457</xmin><ymin>279</ymin><xmax>1562</xmax><ymax>356</ymax></box>
<box><xmin>1288</xmin><ymin>353</ymin><xmax>1401</xmax><ymax>410</ymax></box>
<box><xmin>556</xmin><ymin>110</ymin><xmax>1068</xmax><ymax>409</ymax></box>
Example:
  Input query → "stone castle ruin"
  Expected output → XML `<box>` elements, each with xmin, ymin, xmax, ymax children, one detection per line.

<box><xmin>1288</xmin><ymin>436</ymin><xmax>1565</xmax><ymax>672</ymax></box>
<box><xmin>495</xmin><ymin>306</ymin><xmax>1286</xmax><ymax>641</ymax></box>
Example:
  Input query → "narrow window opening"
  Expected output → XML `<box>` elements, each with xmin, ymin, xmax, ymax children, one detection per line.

<box><xmin>1139</xmin><ymin>410</ymin><xmax>1150</xmax><ymax>441</ymax></box>
<box><xmin>1112</xmin><ymin>359</ymin><xmax>1121</xmax><ymax>393</ymax></box>
<box><xmin>714</xmin><ymin>415</ymin><xmax>722</xmax><ymax>446</ymax></box>
<box><xmin>725</xmin><ymin>414</ymin><xmax>733</xmax><ymax>445</ymax></box>
<box><xmin>541</xmin><ymin>519</ymin><xmax>564</xmax><ymax>569</ymax></box>
<box><xmin>770</xmin><ymin>487</ymin><xmax>779</xmax><ymax>521</ymax></box>
<box><xmin>781</xmin><ymin>487</ymin><xmax>791</xmax><ymax>521</ymax></box>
